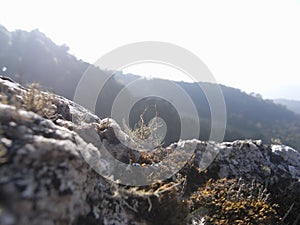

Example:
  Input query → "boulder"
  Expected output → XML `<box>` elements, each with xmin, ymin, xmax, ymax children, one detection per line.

<box><xmin>0</xmin><ymin>76</ymin><xmax>299</xmax><ymax>225</ymax></box>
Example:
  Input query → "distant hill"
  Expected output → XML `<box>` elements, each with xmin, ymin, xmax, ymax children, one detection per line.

<box><xmin>112</xmin><ymin>74</ymin><xmax>300</xmax><ymax>149</ymax></box>
<box><xmin>274</xmin><ymin>98</ymin><xmax>300</xmax><ymax>115</ymax></box>
<box><xmin>0</xmin><ymin>24</ymin><xmax>90</xmax><ymax>98</ymax></box>
<box><xmin>1</xmin><ymin>24</ymin><xmax>299</xmax><ymax>150</ymax></box>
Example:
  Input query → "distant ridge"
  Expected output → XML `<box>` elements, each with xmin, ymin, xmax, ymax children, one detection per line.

<box><xmin>274</xmin><ymin>98</ymin><xmax>300</xmax><ymax>115</ymax></box>
<box><xmin>1</xmin><ymin>24</ymin><xmax>300</xmax><ymax>149</ymax></box>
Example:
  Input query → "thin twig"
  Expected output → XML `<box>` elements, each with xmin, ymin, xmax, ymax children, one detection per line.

<box><xmin>147</xmin><ymin>196</ymin><xmax>152</xmax><ymax>212</ymax></box>
<box><xmin>153</xmin><ymin>182</ymin><xmax>181</xmax><ymax>197</ymax></box>
<box><xmin>122</xmin><ymin>199</ymin><xmax>138</xmax><ymax>213</ymax></box>
<box><xmin>282</xmin><ymin>202</ymin><xmax>294</xmax><ymax>222</ymax></box>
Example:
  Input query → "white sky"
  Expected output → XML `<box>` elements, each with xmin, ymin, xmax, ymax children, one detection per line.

<box><xmin>1</xmin><ymin>0</ymin><xmax>300</xmax><ymax>100</ymax></box>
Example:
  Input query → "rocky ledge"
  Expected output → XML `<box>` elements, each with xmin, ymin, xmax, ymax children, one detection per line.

<box><xmin>0</xmin><ymin>76</ymin><xmax>299</xmax><ymax>225</ymax></box>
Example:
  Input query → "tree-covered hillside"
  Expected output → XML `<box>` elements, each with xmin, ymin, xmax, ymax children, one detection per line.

<box><xmin>274</xmin><ymin>99</ymin><xmax>300</xmax><ymax>115</ymax></box>
<box><xmin>1</xmin><ymin>24</ymin><xmax>299</xmax><ymax>150</ymax></box>
<box><xmin>0</xmin><ymin>24</ymin><xmax>89</xmax><ymax>98</ymax></box>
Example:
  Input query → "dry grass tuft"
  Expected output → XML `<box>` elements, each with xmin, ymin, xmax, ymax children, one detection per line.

<box><xmin>22</xmin><ymin>83</ymin><xmax>57</xmax><ymax>119</ymax></box>
<box><xmin>123</xmin><ymin>106</ymin><xmax>164</xmax><ymax>150</ymax></box>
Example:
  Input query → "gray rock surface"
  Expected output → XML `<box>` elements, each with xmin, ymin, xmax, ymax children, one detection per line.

<box><xmin>0</xmin><ymin>77</ymin><xmax>146</xmax><ymax>225</ymax></box>
<box><xmin>0</xmin><ymin>76</ymin><xmax>299</xmax><ymax>225</ymax></box>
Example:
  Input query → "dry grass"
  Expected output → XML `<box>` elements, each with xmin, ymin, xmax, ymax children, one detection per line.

<box><xmin>22</xmin><ymin>83</ymin><xmax>57</xmax><ymax>119</ymax></box>
<box><xmin>122</xmin><ymin>105</ymin><xmax>164</xmax><ymax>150</ymax></box>
<box><xmin>0</xmin><ymin>82</ymin><xmax>57</xmax><ymax>119</ymax></box>
<box><xmin>115</xmin><ymin>175</ymin><xmax>190</xmax><ymax>225</ymax></box>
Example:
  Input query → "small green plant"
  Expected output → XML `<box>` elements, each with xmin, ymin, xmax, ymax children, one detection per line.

<box><xmin>22</xmin><ymin>83</ymin><xmax>57</xmax><ymax>119</ymax></box>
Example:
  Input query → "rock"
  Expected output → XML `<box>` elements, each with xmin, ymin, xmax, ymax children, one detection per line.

<box><xmin>0</xmin><ymin>76</ymin><xmax>299</xmax><ymax>225</ymax></box>
<box><xmin>0</xmin><ymin>77</ymin><xmax>146</xmax><ymax>225</ymax></box>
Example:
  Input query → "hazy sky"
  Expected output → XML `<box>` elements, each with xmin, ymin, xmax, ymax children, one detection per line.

<box><xmin>1</xmin><ymin>0</ymin><xmax>300</xmax><ymax>100</ymax></box>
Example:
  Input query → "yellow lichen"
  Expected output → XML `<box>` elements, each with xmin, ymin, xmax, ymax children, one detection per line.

<box><xmin>189</xmin><ymin>178</ymin><xmax>281</xmax><ymax>225</ymax></box>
